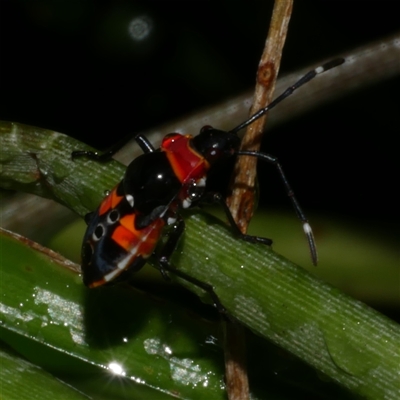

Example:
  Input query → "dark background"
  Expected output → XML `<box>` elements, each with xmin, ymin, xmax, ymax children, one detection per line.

<box><xmin>1</xmin><ymin>1</ymin><xmax>398</xmax><ymax>226</ymax></box>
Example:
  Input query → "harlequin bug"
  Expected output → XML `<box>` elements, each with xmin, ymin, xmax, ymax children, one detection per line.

<box><xmin>72</xmin><ymin>58</ymin><xmax>344</xmax><ymax>312</ymax></box>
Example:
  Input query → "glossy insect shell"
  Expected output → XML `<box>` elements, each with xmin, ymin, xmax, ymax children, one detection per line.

<box><xmin>81</xmin><ymin>182</ymin><xmax>166</xmax><ymax>287</ymax></box>
<box><xmin>81</xmin><ymin>129</ymin><xmax>238</xmax><ymax>288</ymax></box>
<box><xmin>80</xmin><ymin>59</ymin><xmax>341</xmax><ymax>284</ymax></box>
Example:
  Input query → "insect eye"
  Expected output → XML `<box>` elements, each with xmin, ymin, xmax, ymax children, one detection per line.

<box><xmin>108</xmin><ymin>209</ymin><xmax>120</xmax><ymax>223</ymax></box>
<box><xmin>93</xmin><ymin>224</ymin><xmax>104</xmax><ymax>241</ymax></box>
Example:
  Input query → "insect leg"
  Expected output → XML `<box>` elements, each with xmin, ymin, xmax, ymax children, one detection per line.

<box><xmin>205</xmin><ymin>192</ymin><xmax>273</xmax><ymax>246</ymax></box>
<box><xmin>71</xmin><ymin>133</ymin><xmax>155</xmax><ymax>161</ymax></box>
<box><xmin>237</xmin><ymin>150</ymin><xmax>318</xmax><ymax>265</ymax></box>
<box><xmin>134</xmin><ymin>133</ymin><xmax>156</xmax><ymax>154</ymax></box>
<box><xmin>157</xmin><ymin>217</ymin><xmax>226</xmax><ymax>314</ymax></box>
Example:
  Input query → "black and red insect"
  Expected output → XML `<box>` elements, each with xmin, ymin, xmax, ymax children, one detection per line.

<box><xmin>73</xmin><ymin>58</ymin><xmax>344</xmax><ymax>311</ymax></box>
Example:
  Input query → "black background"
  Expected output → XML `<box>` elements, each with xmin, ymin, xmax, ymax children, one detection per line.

<box><xmin>1</xmin><ymin>1</ymin><xmax>399</xmax><ymax>225</ymax></box>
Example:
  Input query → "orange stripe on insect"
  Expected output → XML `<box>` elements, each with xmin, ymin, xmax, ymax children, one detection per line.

<box><xmin>112</xmin><ymin>213</ymin><xmax>165</xmax><ymax>255</ymax></box>
<box><xmin>99</xmin><ymin>186</ymin><xmax>124</xmax><ymax>216</ymax></box>
<box><xmin>112</xmin><ymin>213</ymin><xmax>141</xmax><ymax>251</ymax></box>
<box><xmin>119</xmin><ymin>213</ymin><xmax>137</xmax><ymax>233</ymax></box>
<box><xmin>111</xmin><ymin>224</ymin><xmax>138</xmax><ymax>252</ymax></box>
<box><xmin>89</xmin><ymin>278</ymin><xmax>107</xmax><ymax>288</ymax></box>
<box><xmin>138</xmin><ymin>218</ymin><xmax>165</xmax><ymax>256</ymax></box>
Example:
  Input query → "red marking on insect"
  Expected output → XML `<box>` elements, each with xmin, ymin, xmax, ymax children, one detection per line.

<box><xmin>161</xmin><ymin>133</ymin><xmax>210</xmax><ymax>184</ymax></box>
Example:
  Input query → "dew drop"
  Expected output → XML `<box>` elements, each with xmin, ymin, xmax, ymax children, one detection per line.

<box><xmin>323</xmin><ymin>320</ymin><xmax>373</xmax><ymax>376</ymax></box>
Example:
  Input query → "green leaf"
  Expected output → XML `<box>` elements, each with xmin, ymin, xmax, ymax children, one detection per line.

<box><xmin>1</xmin><ymin>121</ymin><xmax>399</xmax><ymax>399</ymax></box>
<box><xmin>0</xmin><ymin>342</ymin><xmax>89</xmax><ymax>400</ymax></box>
<box><xmin>0</xmin><ymin>228</ymin><xmax>226</xmax><ymax>399</ymax></box>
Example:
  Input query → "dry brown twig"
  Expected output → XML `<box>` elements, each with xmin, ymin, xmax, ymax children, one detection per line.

<box><xmin>224</xmin><ymin>2</ymin><xmax>293</xmax><ymax>400</ymax></box>
<box><xmin>226</xmin><ymin>0</ymin><xmax>293</xmax><ymax>231</ymax></box>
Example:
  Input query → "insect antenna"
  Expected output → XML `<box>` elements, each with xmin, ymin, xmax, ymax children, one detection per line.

<box><xmin>229</xmin><ymin>58</ymin><xmax>344</xmax><ymax>135</ymax></box>
<box><xmin>227</xmin><ymin>58</ymin><xmax>344</xmax><ymax>265</ymax></box>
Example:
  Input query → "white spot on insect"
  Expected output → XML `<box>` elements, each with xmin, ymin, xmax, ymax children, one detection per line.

<box><xmin>92</xmin><ymin>224</ymin><xmax>104</xmax><ymax>241</ymax></box>
<box><xmin>107</xmin><ymin>210</ymin><xmax>119</xmax><ymax>224</ymax></box>
<box><xmin>159</xmin><ymin>205</ymin><xmax>169</xmax><ymax>218</ymax></box>
<box><xmin>103</xmin><ymin>268</ymin><xmax>121</xmax><ymax>282</ymax></box>
<box><xmin>197</xmin><ymin>177</ymin><xmax>206</xmax><ymax>187</ymax></box>
<box><xmin>167</xmin><ymin>217</ymin><xmax>177</xmax><ymax>225</ymax></box>
<box><xmin>182</xmin><ymin>198</ymin><xmax>192</xmax><ymax>209</ymax></box>
<box><xmin>109</xmin><ymin>228</ymin><xmax>155</xmax><ymax>277</ymax></box>
<box><xmin>315</xmin><ymin>66</ymin><xmax>324</xmax><ymax>74</ymax></box>
<box><xmin>303</xmin><ymin>222</ymin><xmax>312</xmax><ymax>234</ymax></box>
<box><xmin>125</xmin><ymin>194</ymin><xmax>134</xmax><ymax>207</ymax></box>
